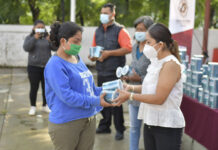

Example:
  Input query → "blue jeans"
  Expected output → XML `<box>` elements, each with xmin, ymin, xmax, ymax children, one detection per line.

<box><xmin>129</xmin><ymin>104</ymin><xmax>142</xmax><ymax>150</ymax></box>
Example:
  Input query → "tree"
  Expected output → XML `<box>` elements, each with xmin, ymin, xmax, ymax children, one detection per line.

<box><xmin>0</xmin><ymin>0</ymin><xmax>217</xmax><ymax>29</ymax></box>
<box><xmin>0</xmin><ymin>0</ymin><xmax>25</xmax><ymax>24</ymax></box>
<box><xmin>28</xmin><ymin>0</ymin><xmax>40</xmax><ymax>22</ymax></box>
<box><xmin>210</xmin><ymin>0</ymin><xmax>218</xmax><ymax>28</ymax></box>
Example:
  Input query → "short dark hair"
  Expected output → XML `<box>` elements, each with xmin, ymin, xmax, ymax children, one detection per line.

<box><xmin>102</xmin><ymin>3</ymin><xmax>116</xmax><ymax>12</ymax></box>
<box><xmin>34</xmin><ymin>20</ymin><xmax>45</xmax><ymax>26</ymax></box>
<box><xmin>50</xmin><ymin>21</ymin><xmax>83</xmax><ymax>48</ymax></box>
<box><xmin>134</xmin><ymin>16</ymin><xmax>154</xmax><ymax>30</ymax></box>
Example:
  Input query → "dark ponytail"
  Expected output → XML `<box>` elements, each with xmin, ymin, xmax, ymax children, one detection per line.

<box><xmin>50</xmin><ymin>22</ymin><xmax>61</xmax><ymax>48</ymax></box>
<box><xmin>49</xmin><ymin>21</ymin><xmax>83</xmax><ymax>49</ymax></box>
<box><xmin>169</xmin><ymin>40</ymin><xmax>181</xmax><ymax>62</ymax></box>
<box><xmin>148</xmin><ymin>23</ymin><xmax>181</xmax><ymax>62</ymax></box>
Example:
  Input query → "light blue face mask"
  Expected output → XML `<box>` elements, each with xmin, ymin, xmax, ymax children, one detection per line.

<box><xmin>135</xmin><ymin>32</ymin><xmax>146</xmax><ymax>42</ymax></box>
<box><xmin>100</xmin><ymin>14</ymin><xmax>110</xmax><ymax>24</ymax></box>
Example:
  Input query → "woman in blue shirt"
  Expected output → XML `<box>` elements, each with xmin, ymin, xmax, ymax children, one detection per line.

<box><xmin>44</xmin><ymin>21</ymin><xmax>112</xmax><ymax>150</ymax></box>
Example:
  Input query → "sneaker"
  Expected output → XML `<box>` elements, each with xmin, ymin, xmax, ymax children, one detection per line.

<box><xmin>28</xmin><ymin>106</ymin><xmax>36</xmax><ymax>116</ymax></box>
<box><xmin>115</xmin><ymin>131</ymin><xmax>124</xmax><ymax>140</ymax></box>
<box><xmin>42</xmin><ymin>105</ymin><xmax>51</xmax><ymax>113</ymax></box>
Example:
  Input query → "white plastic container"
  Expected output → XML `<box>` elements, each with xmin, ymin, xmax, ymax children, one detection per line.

<box><xmin>203</xmin><ymin>91</ymin><xmax>210</xmax><ymax>106</ymax></box>
<box><xmin>102</xmin><ymin>79</ymin><xmax>123</xmax><ymax>91</ymax></box>
<box><xmin>102</xmin><ymin>90</ymin><xmax>119</xmax><ymax>104</ymax></box>
<box><xmin>198</xmin><ymin>87</ymin><xmax>204</xmax><ymax>103</ymax></box>
<box><xmin>209</xmin><ymin>78</ymin><xmax>218</xmax><ymax>94</ymax></box>
<box><xmin>191</xmin><ymin>71</ymin><xmax>203</xmax><ymax>85</ymax></box>
<box><xmin>209</xmin><ymin>93</ymin><xmax>218</xmax><ymax>109</ymax></box>
<box><xmin>116</xmin><ymin>67</ymin><xmax>123</xmax><ymax>78</ymax></box>
<box><xmin>202</xmin><ymin>75</ymin><xmax>209</xmax><ymax>91</ymax></box>
<box><xmin>191</xmin><ymin>85</ymin><xmax>201</xmax><ymax>99</ymax></box>
<box><xmin>208</xmin><ymin>62</ymin><xmax>218</xmax><ymax>78</ymax></box>
<box><xmin>190</xmin><ymin>57</ymin><xmax>202</xmax><ymax>72</ymax></box>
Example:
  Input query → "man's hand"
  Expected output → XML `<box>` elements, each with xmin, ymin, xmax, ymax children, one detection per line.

<box><xmin>98</xmin><ymin>50</ymin><xmax>110</xmax><ymax>62</ymax></box>
<box><xmin>88</xmin><ymin>55</ymin><xmax>98</xmax><ymax>62</ymax></box>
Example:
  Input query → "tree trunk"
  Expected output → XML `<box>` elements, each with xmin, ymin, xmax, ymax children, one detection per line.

<box><xmin>28</xmin><ymin>0</ymin><xmax>40</xmax><ymax>23</ymax></box>
<box><xmin>210</xmin><ymin>7</ymin><xmax>215</xmax><ymax>28</ymax></box>
<box><xmin>77</xmin><ymin>10</ymin><xmax>84</xmax><ymax>26</ymax></box>
<box><xmin>125</xmin><ymin>0</ymin><xmax>129</xmax><ymax>13</ymax></box>
<box><xmin>61</xmin><ymin>0</ymin><xmax>65</xmax><ymax>22</ymax></box>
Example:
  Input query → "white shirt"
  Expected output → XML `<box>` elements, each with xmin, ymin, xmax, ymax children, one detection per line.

<box><xmin>138</xmin><ymin>55</ymin><xmax>185</xmax><ymax>128</ymax></box>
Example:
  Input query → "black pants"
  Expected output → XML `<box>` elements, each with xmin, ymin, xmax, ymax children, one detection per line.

<box><xmin>144</xmin><ymin>124</ymin><xmax>183</xmax><ymax>150</ymax></box>
<box><xmin>27</xmin><ymin>65</ymin><xmax>46</xmax><ymax>106</ymax></box>
<box><xmin>97</xmin><ymin>75</ymin><xmax>125</xmax><ymax>133</ymax></box>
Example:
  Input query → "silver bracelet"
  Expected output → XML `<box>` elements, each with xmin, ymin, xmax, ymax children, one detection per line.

<box><xmin>129</xmin><ymin>92</ymin><xmax>134</xmax><ymax>101</ymax></box>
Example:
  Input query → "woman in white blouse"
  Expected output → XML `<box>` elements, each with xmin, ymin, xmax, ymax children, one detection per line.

<box><xmin>113</xmin><ymin>23</ymin><xmax>185</xmax><ymax>150</ymax></box>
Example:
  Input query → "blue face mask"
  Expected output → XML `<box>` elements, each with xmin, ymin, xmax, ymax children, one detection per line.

<box><xmin>135</xmin><ymin>32</ymin><xmax>146</xmax><ymax>42</ymax></box>
<box><xmin>100</xmin><ymin>14</ymin><xmax>110</xmax><ymax>24</ymax></box>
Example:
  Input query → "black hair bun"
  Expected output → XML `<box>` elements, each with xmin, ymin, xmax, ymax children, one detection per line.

<box><xmin>50</xmin><ymin>22</ymin><xmax>61</xmax><ymax>48</ymax></box>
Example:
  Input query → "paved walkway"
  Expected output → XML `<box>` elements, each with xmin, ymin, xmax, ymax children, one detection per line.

<box><xmin>0</xmin><ymin>68</ymin><xmax>145</xmax><ymax>150</ymax></box>
<box><xmin>0</xmin><ymin>68</ymin><xmax>206</xmax><ymax>150</ymax></box>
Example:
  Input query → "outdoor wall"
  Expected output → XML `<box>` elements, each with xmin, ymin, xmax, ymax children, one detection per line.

<box><xmin>0</xmin><ymin>24</ymin><xmax>217</xmax><ymax>67</ymax></box>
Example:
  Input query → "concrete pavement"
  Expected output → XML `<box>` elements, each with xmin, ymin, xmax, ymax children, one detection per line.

<box><xmin>0</xmin><ymin>68</ymin><xmax>206</xmax><ymax>150</ymax></box>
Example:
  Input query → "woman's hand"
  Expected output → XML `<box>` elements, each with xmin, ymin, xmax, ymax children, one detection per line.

<box><xmin>112</xmin><ymin>89</ymin><xmax>130</xmax><ymax>106</ymax></box>
<box><xmin>123</xmin><ymin>82</ymin><xmax>134</xmax><ymax>92</ymax></box>
<box><xmin>121</xmin><ymin>76</ymin><xmax>129</xmax><ymax>82</ymax></box>
<box><xmin>121</xmin><ymin>69</ymin><xmax>141</xmax><ymax>82</ymax></box>
<box><xmin>128</xmin><ymin>69</ymin><xmax>141</xmax><ymax>82</ymax></box>
<box><xmin>123</xmin><ymin>82</ymin><xmax>128</xmax><ymax>89</ymax></box>
<box><xmin>46</xmin><ymin>34</ymin><xmax>50</xmax><ymax>41</ymax></box>
<box><xmin>34</xmin><ymin>32</ymin><xmax>41</xmax><ymax>39</ymax></box>
<box><xmin>100</xmin><ymin>93</ymin><xmax>114</xmax><ymax>107</ymax></box>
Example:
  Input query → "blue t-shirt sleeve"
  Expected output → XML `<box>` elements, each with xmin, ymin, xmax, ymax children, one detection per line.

<box><xmin>92</xmin><ymin>82</ymin><xmax>102</xmax><ymax>96</ymax></box>
<box><xmin>45</xmin><ymin>62</ymin><xmax>101</xmax><ymax>109</ymax></box>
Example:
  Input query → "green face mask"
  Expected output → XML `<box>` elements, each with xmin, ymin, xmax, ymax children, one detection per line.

<box><xmin>64</xmin><ymin>42</ymin><xmax>81</xmax><ymax>56</ymax></box>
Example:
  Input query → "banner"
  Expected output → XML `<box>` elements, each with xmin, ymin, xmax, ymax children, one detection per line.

<box><xmin>169</xmin><ymin>0</ymin><xmax>196</xmax><ymax>59</ymax></box>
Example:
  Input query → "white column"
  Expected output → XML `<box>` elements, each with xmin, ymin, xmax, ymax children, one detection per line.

<box><xmin>70</xmin><ymin>0</ymin><xmax>76</xmax><ymax>22</ymax></box>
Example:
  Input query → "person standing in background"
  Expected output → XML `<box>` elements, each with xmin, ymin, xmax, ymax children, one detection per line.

<box><xmin>122</xmin><ymin>16</ymin><xmax>153</xmax><ymax>150</ymax></box>
<box><xmin>23</xmin><ymin>20</ymin><xmax>53</xmax><ymax>116</ymax></box>
<box><xmin>89</xmin><ymin>3</ymin><xmax>132</xmax><ymax>140</ymax></box>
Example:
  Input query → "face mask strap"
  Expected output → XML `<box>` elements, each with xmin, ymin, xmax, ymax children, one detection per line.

<box><xmin>156</xmin><ymin>41</ymin><xmax>164</xmax><ymax>53</ymax></box>
<box><xmin>62</xmin><ymin>39</ymin><xmax>68</xmax><ymax>50</ymax></box>
<box><xmin>152</xmin><ymin>41</ymin><xmax>162</xmax><ymax>52</ymax></box>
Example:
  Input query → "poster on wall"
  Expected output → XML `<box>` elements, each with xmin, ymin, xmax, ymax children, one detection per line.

<box><xmin>169</xmin><ymin>0</ymin><xmax>196</xmax><ymax>59</ymax></box>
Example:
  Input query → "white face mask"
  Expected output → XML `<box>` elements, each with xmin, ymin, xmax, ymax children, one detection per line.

<box><xmin>35</xmin><ymin>28</ymin><xmax>45</xmax><ymax>33</ymax></box>
<box><xmin>143</xmin><ymin>43</ymin><xmax>160</xmax><ymax>60</ymax></box>
<box><xmin>100</xmin><ymin>14</ymin><xmax>110</xmax><ymax>24</ymax></box>
<box><xmin>135</xmin><ymin>32</ymin><xmax>146</xmax><ymax>42</ymax></box>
